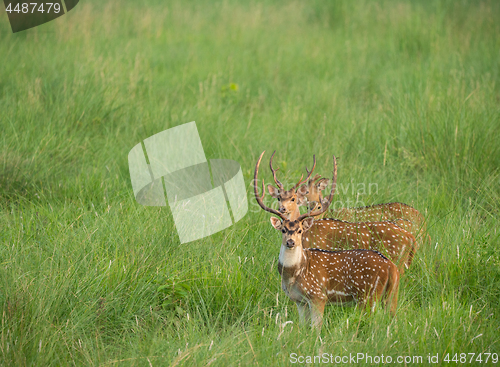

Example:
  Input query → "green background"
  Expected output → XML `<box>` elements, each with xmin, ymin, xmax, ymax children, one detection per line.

<box><xmin>1</xmin><ymin>0</ymin><xmax>499</xmax><ymax>365</ymax></box>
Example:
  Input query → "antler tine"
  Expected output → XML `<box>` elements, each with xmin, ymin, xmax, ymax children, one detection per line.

<box><xmin>292</xmin><ymin>154</ymin><xmax>316</xmax><ymax>191</ymax></box>
<box><xmin>290</xmin><ymin>173</ymin><xmax>304</xmax><ymax>192</ymax></box>
<box><xmin>304</xmin><ymin>154</ymin><xmax>317</xmax><ymax>182</ymax></box>
<box><xmin>255</xmin><ymin>151</ymin><xmax>287</xmax><ymax>220</ymax></box>
<box><xmin>298</xmin><ymin>155</ymin><xmax>337</xmax><ymax>221</ymax></box>
<box><xmin>312</xmin><ymin>173</ymin><xmax>321</xmax><ymax>181</ymax></box>
<box><xmin>310</xmin><ymin>174</ymin><xmax>322</xmax><ymax>185</ymax></box>
<box><xmin>269</xmin><ymin>150</ymin><xmax>284</xmax><ymax>190</ymax></box>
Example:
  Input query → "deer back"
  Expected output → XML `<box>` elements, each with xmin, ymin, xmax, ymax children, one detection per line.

<box><xmin>284</xmin><ymin>248</ymin><xmax>399</xmax><ymax>313</ymax></box>
<box><xmin>301</xmin><ymin>218</ymin><xmax>416</xmax><ymax>271</ymax></box>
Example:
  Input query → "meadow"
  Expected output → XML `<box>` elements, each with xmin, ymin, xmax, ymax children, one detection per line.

<box><xmin>1</xmin><ymin>0</ymin><xmax>499</xmax><ymax>365</ymax></box>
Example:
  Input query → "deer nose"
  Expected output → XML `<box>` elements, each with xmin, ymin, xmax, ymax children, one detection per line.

<box><xmin>279</xmin><ymin>207</ymin><xmax>287</xmax><ymax>213</ymax></box>
<box><xmin>286</xmin><ymin>239</ymin><xmax>295</xmax><ymax>248</ymax></box>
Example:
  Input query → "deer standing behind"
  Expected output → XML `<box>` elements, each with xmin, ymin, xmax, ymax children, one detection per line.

<box><xmin>262</xmin><ymin>151</ymin><xmax>417</xmax><ymax>271</ymax></box>
<box><xmin>301</xmin><ymin>173</ymin><xmax>429</xmax><ymax>249</ymax></box>
<box><xmin>254</xmin><ymin>152</ymin><xmax>400</xmax><ymax>331</ymax></box>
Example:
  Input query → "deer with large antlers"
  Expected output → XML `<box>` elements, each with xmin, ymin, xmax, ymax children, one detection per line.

<box><xmin>266</xmin><ymin>150</ymin><xmax>314</xmax><ymax>218</ymax></box>
<box><xmin>263</xmin><ymin>151</ymin><xmax>417</xmax><ymax>270</ymax></box>
<box><xmin>254</xmin><ymin>152</ymin><xmax>400</xmax><ymax>330</ymax></box>
<box><xmin>299</xmin><ymin>173</ymin><xmax>429</xmax><ymax>250</ymax></box>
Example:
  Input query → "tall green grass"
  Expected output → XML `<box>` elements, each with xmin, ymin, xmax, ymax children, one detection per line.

<box><xmin>1</xmin><ymin>0</ymin><xmax>499</xmax><ymax>365</ymax></box>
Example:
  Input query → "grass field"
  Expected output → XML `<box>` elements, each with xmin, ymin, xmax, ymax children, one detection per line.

<box><xmin>1</xmin><ymin>0</ymin><xmax>500</xmax><ymax>365</ymax></box>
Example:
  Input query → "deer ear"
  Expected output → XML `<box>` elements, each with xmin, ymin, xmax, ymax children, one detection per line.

<box><xmin>302</xmin><ymin>217</ymin><xmax>314</xmax><ymax>232</ymax></box>
<box><xmin>270</xmin><ymin>217</ymin><xmax>283</xmax><ymax>230</ymax></box>
<box><xmin>296</xmin><ymin>184</ymin><xmax>309</xmax><ymax>197</ymax></box>
<box><xmin>267</xmin><ymin>185</ymin><xmax>280</xmax><ymax>198</ymax></box>
<box><xmin>316</xmin><ymin>178</ymin><xmax>329</xmax><ymax>191</ymax></box>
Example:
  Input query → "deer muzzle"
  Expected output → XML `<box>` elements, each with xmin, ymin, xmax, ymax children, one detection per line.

<box><xmin>286</xmin><ymin>239</ymin><xmax>295</xmax><ymax>248</ymax></box>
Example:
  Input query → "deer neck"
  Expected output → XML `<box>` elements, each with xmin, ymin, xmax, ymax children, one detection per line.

<box><xmin>278</xmin><ymin>243</ymin><xmax>307</xmax><ymax>279</ymax></box>
<box><xmin>287</xmin><ymin>206</ymin><xmax>301</xmax><ymax>221</ymax></box>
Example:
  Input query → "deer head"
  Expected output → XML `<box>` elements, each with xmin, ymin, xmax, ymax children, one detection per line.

<box><xmin>266</xmin><ymin>151</ymin><xmax>317</xmax><ymax>219</ymax></box>
<box><xmin>254</xmin><ymin>151</ymin><xmax>337</xmax><ymax>224</ymax></box>
<box><xmin>270</xmin><ymin>217</ymin><xmax>314</xmax><ymax>250</ymax></box>
<box><xmin>255</xmin><ymin>150</ymin><xmax>337</xmax><ymax>258</ymax></box>
<box><xmin>298</xmin><ymin>172</ymin><xmax>330</xmax><ymax>212</ymax></box>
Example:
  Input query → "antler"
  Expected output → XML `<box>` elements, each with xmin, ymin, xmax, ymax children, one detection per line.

<box><xmin>304</xmin><ymin>156</ymin><xmax>318</xmax><ymax>182</ymax></box>
<box><xmin>306</xmin><ymin>173</ymin><xmax>321</xmax><ymax>192</ymax></box>
<box><xmin>255</xmin><ymin>151</ymin><xmax>287</xmax><ymax>220</ymax></box>
<box><xmin>269</xmin><ymin>151</ymin><xmax>284</xmax><ymax>191</ymax></box>
<box><xmin>309</xmin><ymin>174</ymin><xmax>322</xmax><ymax>187</ymax></box>
<box><xmin>291</xmin><ymin>155</ymin><xmax>316</xmax><ymax>191</ymax></box>
<box><xmin>297</xmin><ymin>155</ymin><xmax>337</xmax><ymax>221</ymax></box>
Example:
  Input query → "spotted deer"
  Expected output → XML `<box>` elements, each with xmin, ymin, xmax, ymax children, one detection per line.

<box><xmin>258</xmin><ymin>151</ymin><xmax>417</xmax><ymax>270</ymax></box>
<box><xmin>299</xmin><ymin>173</ymin><xmax>429</xmax><ymax>249</ymax></box>
<box><xmin>300</xmin><ymin>171</ymin><xmax>329</xmax><ymax>213</ymax></box>
<box><xmin>266</xmin><ymin>150</ymin><xmax>315</xmax><ymax>218</ymax></box>
<box><xmin>254</xmin><ymin>155</ymin><xmax>400</xmax><ymax>331</ymax></box>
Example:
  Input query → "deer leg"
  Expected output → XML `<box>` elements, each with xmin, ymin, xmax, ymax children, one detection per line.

<box><xmin>370</xmin><ymin>272</ymin><xmax>390</xmax><ymax>313</ymax></box>
<box><xmin>309</xmin><ymin>298</ymin><xmax>326</xmax><ymax>332</ymax></box>
<box><xmin>356</xmin><ymin>296</ymin><xmax>369</xmax><ymax>314</ymax></box>
<box><xmin>388</xmin><ymin>286</ymin><xmax>399</xmax><ymax>316</ymax></box>
<box><xmin>358</xmin><ymin>282</ymin><xmax>378</xmax><ymax>314</ymax></box>
<box><xmin>384</xmin><ymin>268</ymin><xmax>400</xmax><ymax>316</ymax></box>
<box><xmin>296</xmin><ymin>301</ymin><xmax>310</xmax><ymax>326</ymax></box>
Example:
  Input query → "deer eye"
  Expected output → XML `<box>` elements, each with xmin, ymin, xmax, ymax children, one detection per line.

<box><xmin>298</xmin><ymin>230</ymin><xmax>302</xmax><ymax>234</ymax></box>
<box><xmin>277</xmin><ymin>198</ymin><xmax>280</xmax><ymax>201</ymax></box>
<box><xmin>281</xmin><ymin>229</ymin><xmax>286</xmax><ymax>233</ymax></box>
<box><xmin>291</xmin><ymin>198</ymin><xmax>295</xmax><ymax>202</ymax></box>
